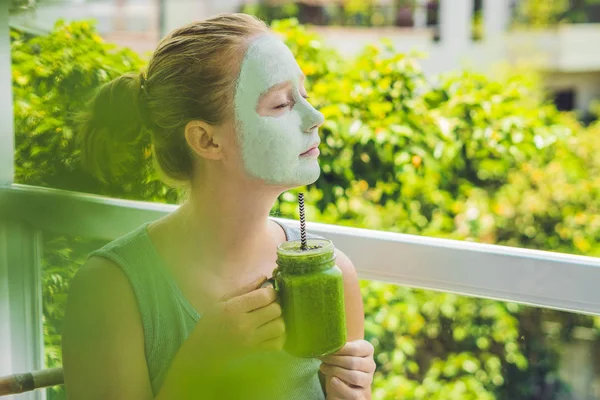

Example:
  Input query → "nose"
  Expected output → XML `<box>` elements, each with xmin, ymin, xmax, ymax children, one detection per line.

<box><xmin>305</xmin><ymin>121</ymin><xmax>321</xmax><ymax>133</ymax></box>
<box><xmin>303</xmin><ymin>108</ymin><xmax>325</xmax><ymax>133</ymax></box>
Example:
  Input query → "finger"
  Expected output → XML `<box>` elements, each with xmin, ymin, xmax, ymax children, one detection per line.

<box><xmin>320</xmin><ymin>364</ymin><xmax>372</xmax><ymax>388</ymax></box>
<box><xmin>226</xmin><ymin>286</ymin><xmax>277</xmax><ymax>313</ymax></box>
<box><xmin>326</xmin><ymin>376</ymin><xmax>360</xmax><ymax>400</ymax></box>
<box><xmin>253</xmin><ymin>317</ymin><xmax>286</xmax><ymax>344</ymax></box>
<box><xmin>219</xmin><ymin>275</ymin><xmax>268</xmax><ymax>302</ymax></box>
<box><xmin>256</xmin><ymin>334</ymin><xmax>285</xmax><ymax>352</ymax></box>
<box><xmin>249</xmin><ymin>301</ymin><xmax>282</xmax><ymax>327</ymax></box>
<box><xmin>328</xmin><ymin>340</ymin><xmax>374</xmax><ymax>357</ymax></box>
<box><xmin>320</xmin><ymin>355</ymin><xmax>376</xmax><ymax>373</ymax></box>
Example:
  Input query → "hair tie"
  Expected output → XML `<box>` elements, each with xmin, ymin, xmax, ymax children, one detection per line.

<box><xmin>139</xmin><ymin>72</ymin><xmax>147</xmax><ymax>93</ymax></box>
<box><xmin>138</xmin><ymin>73</ymin><xmax>151</xmax><ymax>127</ymax></box>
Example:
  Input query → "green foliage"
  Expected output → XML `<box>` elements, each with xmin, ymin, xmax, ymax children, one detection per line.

<box><xmin>362</xmin><ymin>283</ymin><xmax>527</xmax><ymax>399</ymax></box>
<box><xmin>514</xmin><ymin>0</ymin><xmax>571</xmax><ymax>27</ymax></box>
<box><xmin>11</xmin><ymin>18</ymin><xmax>600</xmax><ymax>400</ymax></box>
<box><xmin>513</xmin><ymin>0</ymin><xmax>600</xmax><ymax>27</ymax></box>
<box><xmin>240</xmin><ymin>2</ymin><xmax>300</xmax><ymax>25</ymax></box>
<box><xmin>242</xmin><ymin>0</ymin><xmax>386</xmax><ymax>27</ymax></box>
<box><xmin>271</xmin><ymin>18</ymin><xmax>344</xmax><ymax>83</ymax></box>
<box><xmin>9</xmin><ymin>0</ymin><xmax>35</xmax><ymax>13</ymax></box>
<box><xmin>272</xmin><ymin>19</ymin><xmax>599</xmax><ymax>399</ymax></box>
<box><xmin>11</xmin><ymin>20</ymin><xmax>179</xmax><ymax>203</ymax></box>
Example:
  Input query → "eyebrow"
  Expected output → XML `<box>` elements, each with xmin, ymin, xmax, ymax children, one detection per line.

<box><xmin>264</xmin><ymin>74</ymin><xmax>306</xmax><ymax>94</ymax></box>
<box><xmin>268</xmin><ymin>80</ymin><xmax>293</xmax><ymax>93</ymax></box>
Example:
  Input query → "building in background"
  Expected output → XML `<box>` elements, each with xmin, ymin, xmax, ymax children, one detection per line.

<box><xmin>9</xmin><ymin>0</ymin><xmax>600</xmax><ymax>118</ymax></box>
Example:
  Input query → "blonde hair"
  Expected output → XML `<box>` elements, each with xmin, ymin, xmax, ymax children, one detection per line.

<box><xmin>77</xmin><ymin>13</ymin><xmax>269</xmax><ymax>184</ymax></box>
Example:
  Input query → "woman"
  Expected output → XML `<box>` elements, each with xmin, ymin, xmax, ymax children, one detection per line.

<box><xmin>62</xmin><ymin>13</ymin><xmax>375</xmax><ymax>399</ymax></box>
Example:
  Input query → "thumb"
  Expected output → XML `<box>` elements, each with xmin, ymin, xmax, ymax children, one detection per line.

<box><xmin>219</xmin><ymin>275</ymin><xmax>268</xmax><ymax>302</ymax></box>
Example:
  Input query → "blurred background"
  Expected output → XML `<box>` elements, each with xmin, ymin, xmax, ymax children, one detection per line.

<box><xmin>6</xmin><ymin>0</ymin><xmax>600</xmax><ymax>399</ymax></box>
<box><xmin>11</xmin><ymin>0</ymin><xmax>600</xmax><ymax>121</ymax></box>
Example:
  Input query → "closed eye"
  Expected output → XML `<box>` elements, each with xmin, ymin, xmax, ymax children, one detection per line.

<box><xmin>274</xmin><ymin>95</ymin><xmax>310</xmax><ymax>110</ymax></box>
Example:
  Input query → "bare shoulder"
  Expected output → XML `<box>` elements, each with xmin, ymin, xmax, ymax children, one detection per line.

<box><xmin>63</xmin><ymin>256</ymin><xmax>152</xmax><ymax>399</ymax></box>
<box><xmin>65</xmin><ymin>256</ymin><xmax>137</xmax><ymax>321</ymax></box>
<box><xmin>70</xmin><ymin>256</ymin><xmax>130</xmax><ymax>290</ymax></box>
<box><xmin>334</xmin><ymin>248</ymin><xmax>357</xmax><ymax>276</ymax></box>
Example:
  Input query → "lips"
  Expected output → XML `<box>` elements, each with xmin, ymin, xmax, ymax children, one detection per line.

<box><xmin>300</xmin><ymin>142</ymin><xmax>320</xmax><ymax>156</ymax></box>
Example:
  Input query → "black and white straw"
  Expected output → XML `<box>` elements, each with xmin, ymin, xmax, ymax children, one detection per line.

<box><xmin>299</xmin><ymin>193</ymin><xmax>307</xmax><ymax>250</ymax></box>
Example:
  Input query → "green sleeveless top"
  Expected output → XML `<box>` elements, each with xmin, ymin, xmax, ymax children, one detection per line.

<box><xmin>88</xmin><ymin>219</ymin><xmax>326</xmax><ymax>399</ymax></box>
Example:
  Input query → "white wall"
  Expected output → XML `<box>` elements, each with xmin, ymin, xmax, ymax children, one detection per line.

<box><xmin>556</xmin><ymin>24</ymin><xmax>600</xmax><ymax>72</ymax></box>
<box><xmin>11</xmin><ymin>2</ymin><xmax>155</xmax><ymax>34</ymax></box>
<box><xmin>163</xmin><ymin>0</ymin><xmax>245</xmax><ymax>34</ymax></box>
<box><xmin>544</xmin><ymin>71</ymin><xmax>600</xmax><ymax>112</ymax></box>
<box><xmin>483</xmin><ymin>0</ymin><xmax>510</xmax><ymax>39</ymax></box>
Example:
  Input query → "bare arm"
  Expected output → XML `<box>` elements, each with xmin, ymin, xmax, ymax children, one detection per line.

<box><xmin>62</xmin><ymin>257</ymin><xmax>154</xmax><ymax>400</ymax></box>
<box><xmin>336</xmin><ymin>248</ymin><xmax>365</xmax><ymax>341</ymax></box>
<box><xmin>319</xmin><ymin>248</ymin><xmax>366</xmax><ymax>393</ymax></box>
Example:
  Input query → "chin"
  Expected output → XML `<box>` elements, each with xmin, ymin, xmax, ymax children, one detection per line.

<box><xmin>294</xmin><ymin>162</ymin><xmax>321</xmax><ymax>186</ymax></box>
<box><xmin>304</xmin><ymin>168</ymin><xmax>321</xmax><ymax>186</ymax></box>
<box><xmin>263</xmin><ymin>164</ymin><xmax>321</xmax><ymax>188</ymax></box>
<box><xmin>293</xmin><ymin>167</ymin><xmax>321</xmax><ymax>188</ymax></box>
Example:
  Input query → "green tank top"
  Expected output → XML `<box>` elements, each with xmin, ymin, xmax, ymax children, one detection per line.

<box><xmin>88</xmin><ymin>219</ymin><xmax>326</xmax><ymax>399</ymax></box>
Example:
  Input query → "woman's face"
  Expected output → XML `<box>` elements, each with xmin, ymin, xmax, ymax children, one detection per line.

<box><xmin>231</xmin><ymin>34</ymin><xmax>325</xmax><ymax>187</ymax></box>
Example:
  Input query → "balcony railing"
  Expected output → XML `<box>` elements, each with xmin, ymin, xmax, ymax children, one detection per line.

<box><xmin>1</xmin><ymin>183</ymin><xmax>600</xmax><ymax>399</ymax></box>
<box><xmin>2</xmin><ymin>183</ymin><xmax>600</xmax><ymax>316</ymax></box>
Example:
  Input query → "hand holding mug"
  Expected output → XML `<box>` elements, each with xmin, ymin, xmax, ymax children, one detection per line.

<box><xmin>193</xmin><ymin>275</ymin><xmax>286</xmax><ymax>359</ymax></box>
<box><xmin>319</xmin><ymin>340</ymin><xmax>376</xmax><ymax>400</ymax></box>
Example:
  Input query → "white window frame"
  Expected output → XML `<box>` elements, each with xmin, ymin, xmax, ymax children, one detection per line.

<box><xmin>2</xmin><ymin>3</ymin><xmax>46</xmax><ymax>400</ymax></box>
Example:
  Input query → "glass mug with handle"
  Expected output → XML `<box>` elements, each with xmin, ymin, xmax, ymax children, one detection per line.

<box><xmin>262</xmin><ymin>238</ymin><xmax>347</xmax><ymax>358</ymax></box>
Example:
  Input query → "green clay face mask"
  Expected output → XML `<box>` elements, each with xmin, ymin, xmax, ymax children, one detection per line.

<box><xmin>234</xmin><ymin>34</ymin><xmax>325</xmax><ymax>186</ymax></box>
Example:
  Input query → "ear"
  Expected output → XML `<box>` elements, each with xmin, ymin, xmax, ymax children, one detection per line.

<box><xmin>184</xmin><ymin>120</ymin><xmax>222</xmax><ymax>161</ymax></box>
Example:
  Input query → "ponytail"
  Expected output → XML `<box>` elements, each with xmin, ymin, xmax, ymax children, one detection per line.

<box><xmin>77</xmin><ymin>73</ymin><xmax>148</xmax><ymax>183</ymax></box>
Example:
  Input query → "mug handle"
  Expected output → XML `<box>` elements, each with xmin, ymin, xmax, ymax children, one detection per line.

<box><xmin>260</xmin><ymin>266</ymin><xmax>280</xmax><ymax>291</ymax></box>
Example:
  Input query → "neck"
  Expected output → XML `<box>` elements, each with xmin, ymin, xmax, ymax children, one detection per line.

<box><xmin>174</xmin><ymin>173</ymin><xmax>286</xmax><ymax>279</ymax></box>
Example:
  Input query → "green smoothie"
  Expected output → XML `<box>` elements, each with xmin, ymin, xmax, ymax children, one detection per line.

<box><xmin>275</xmin><ymin>238</ymin><xmax>347</xmax><ymax>358</ymax></box>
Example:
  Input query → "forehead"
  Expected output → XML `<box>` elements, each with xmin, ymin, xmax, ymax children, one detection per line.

<box><xmin>237</xmin><ymin>34</ymin><xmax>302</xmax><ymax>94</ymax></box>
